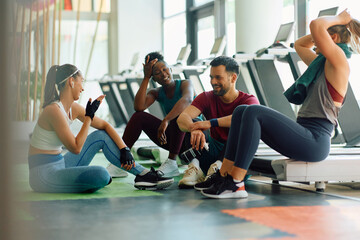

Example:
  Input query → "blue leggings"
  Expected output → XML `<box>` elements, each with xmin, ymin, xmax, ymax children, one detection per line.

<box><xmin>225</xmin><ymin>105</ymin><xmax>334</xmax><ymax>170</ymax></box>
<box><xmin>28</xmin><ymin>130</ymin><xmax>147</xmax><ymax>193</ymax></box>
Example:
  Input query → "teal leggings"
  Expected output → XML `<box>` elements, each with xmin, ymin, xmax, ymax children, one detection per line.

<box><xmin>28</xmin><ymin>130</ymin><xmax>146</xmax><ymax>193</ymax></box>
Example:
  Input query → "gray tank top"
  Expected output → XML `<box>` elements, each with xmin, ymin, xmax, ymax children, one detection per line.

<box><xmin>297</xmin><ymin>70</ymin><xmax>341</xmax><ymax>125</ymax></box>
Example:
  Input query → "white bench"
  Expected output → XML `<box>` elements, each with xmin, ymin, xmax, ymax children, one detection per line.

<box><xmin>249</xmin><ymin>154</ymin><xmax>360</xmax><ymax>191</ymax></box>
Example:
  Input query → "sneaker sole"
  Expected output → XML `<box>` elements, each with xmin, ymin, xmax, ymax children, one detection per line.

<box><xmin>178</xmin><ymin>179</ymin><xmax>203</xmax><ymax>188</ymax></box>
<box><xmin>134</xmin><ymin>182</ymin><xmax>157</xmax><ymax>190</ymax></box>
<box><xmin>178</xmin><ymin>180</ymin><xmax>201</xmax><ymax>189</ymax></box>
<box><xmin>161</xmin><ymin>171</ymin><xmax>180</xmax><ymax>178</ymax></box>
<box><xmin>178</xmin><ymin>184</ymin><xmax>194</xmax><ymax>189</ymax></box>
<box><xmin>134</xmin><ymin>179</ymin><xmax>174</xmax><ymax>190</ymax></box>
<box><xmin>109</xmin><ymin>173</ymin><xmax>128</xmax><ymax>178</ymax></box>
<box><xmin>194</xmin><ymin>184</ymin><xmax>213</xmax><ymax>191</ymax></box>
<box><xmin>156</xmin><ymin>179</ymin><xmax>174</xmax><ymax>190</ymax></box>
<box><xmin>201</xmin><ymin>190</ymin><xmax>248</xmax><ymax>199</ymax></box>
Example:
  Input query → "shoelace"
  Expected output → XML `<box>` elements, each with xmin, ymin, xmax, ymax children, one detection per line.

<box><xmin>150</xmin><ymin>167</ymin><xmax>163</xmax><ymax>177</ymax></box>
<box><xmin>184</xmin><ymin>165</ymin><xmax>198</xmax><ymax>177</ymax></box>
<box><xmin>207</xmin><ymin>172</ymin><xmax>218</xmax><ymax>181</ymax></box>
<box><xmin>206</xmin><ymin>166</ymin><xmax>219</xmax><ymax>180</ymax></box>
<box><xmin>155</xmin><ymin>167</ymin><xmax>165</xmax><ymax>178</ymax></box>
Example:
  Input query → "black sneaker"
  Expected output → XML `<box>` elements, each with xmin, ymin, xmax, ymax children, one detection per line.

<box><xmin>194</xmin><ymin>170</ymin><xmax>221</xmax><ymax>191</ymax></box>
<box><xmin>201</xmin><ymin>175</ymin><xmax>248</xmax><ymax>199</ymax></box>
<box><xmin>134</xmin><ymin>167</ymin><xmax>174</xmax><ymax>190</ymax></box>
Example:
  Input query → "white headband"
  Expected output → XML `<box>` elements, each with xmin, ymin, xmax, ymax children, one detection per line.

<box><xmin>57</xmin><ymin>69</ymin><xmax>80</xmax><ymax>85</ymax></box>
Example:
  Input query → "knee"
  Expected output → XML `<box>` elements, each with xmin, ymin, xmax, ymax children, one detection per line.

<box><xmin>242</xmin><ymin>105</ymin><xmax>262</xmax><ymax>119</ymax></box>
<box><xmin>130</xmin><ymin>111</ymin><xmax>150</xmax><ymax>121</ymax></box>
<box><xmin>169</xmin><ymin>118</ymin><xmax>181</xmax><ymax>129</ymax></box>
<box><xmin>76</xmin><ymin>166</ymin><xmax>111</xmax><ymax>190</ymax></box>
<box><xmin>233</xmin><ymin>105</ymin><xmax>249</xmax><ymax>120</ymax></box>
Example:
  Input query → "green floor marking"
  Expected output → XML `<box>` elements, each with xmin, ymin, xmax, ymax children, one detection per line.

<box><xmin>15</xmin><ymin>153</ymin><xmax>169</xmax><ymax>202</ymax></box>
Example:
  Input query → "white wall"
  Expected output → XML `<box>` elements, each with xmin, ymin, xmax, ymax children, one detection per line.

<box><xmin>235</xmin><ymin>0</ymin><xmax>282</xmax><ymax>53</ymax></box>
<box><xmin>118</xmin><ymin>0</ymin><xmax>163</xmax><ymax>72</ymax></box>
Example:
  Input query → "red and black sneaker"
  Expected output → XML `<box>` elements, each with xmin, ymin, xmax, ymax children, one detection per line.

<box><xmin>194</xmin><ymin>170</ymin><xmax>221</xmax><ymax>191</ymax></box>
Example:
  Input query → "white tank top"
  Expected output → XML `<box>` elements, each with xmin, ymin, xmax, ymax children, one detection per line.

<box><xmin>30</xmin><ymin>101</ymin><xmax>73</xmax><ymax>151</ymax></box>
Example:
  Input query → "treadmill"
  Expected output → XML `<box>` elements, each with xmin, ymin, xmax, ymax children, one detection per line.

<box><xmin>99</xmin><ymin>80</ymin><xmax>127</xmax><ymax>127</ymax></box>
<box><xmin>177</xmin><ymin>36</ymin><xmax>227</xmax><ymax>94</ymax></box>
<box><xmin>125</xmin><ymin>78</ymin><xmax>165</xmax><ymax>119</ymax></box>
<box><xmin>109</xmin><ymin>80</ymin><xmax>136</xmax><ymax>123</ymax></box>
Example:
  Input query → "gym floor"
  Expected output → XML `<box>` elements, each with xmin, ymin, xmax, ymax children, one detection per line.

<box><xmin>15</xmin><ymin>150</ymin><xmax>360</xmax><ymax>240</ymax></box>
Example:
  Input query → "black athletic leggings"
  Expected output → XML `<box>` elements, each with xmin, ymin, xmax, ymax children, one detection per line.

<box><xmin>225</xmin><ymin>105</ymin><xmax>334</xmax><ymax>170</ymax></box>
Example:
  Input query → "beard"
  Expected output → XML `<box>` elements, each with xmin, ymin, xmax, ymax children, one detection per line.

<box><xmin>212</xmin><ymin>85</ymin><xmax>230</xmax><ymax>96</ymax></box>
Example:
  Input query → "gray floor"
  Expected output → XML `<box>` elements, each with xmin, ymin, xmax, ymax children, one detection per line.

<box><xmin>14</xmin><ymin>124</ymin><xmax>360</xmax><ymax>240</ymax></box>
<box><xmin>17</xmin><ymin>171</ymin><xmax>360</xmax><ymax>240</ymax></box>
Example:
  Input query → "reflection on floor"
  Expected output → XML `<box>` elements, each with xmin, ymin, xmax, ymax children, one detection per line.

<box><xmin>16</xmin><ymin>153</ymin><xmax>360</xmax><ymax>240</ymax></box>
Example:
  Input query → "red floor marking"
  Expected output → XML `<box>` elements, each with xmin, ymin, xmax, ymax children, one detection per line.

<box><xmin>223</xmin><ymin>206</ymin><xmax>360</xmax><ymax>240</ymax></box>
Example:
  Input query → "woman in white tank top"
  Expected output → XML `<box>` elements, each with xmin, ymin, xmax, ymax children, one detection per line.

<box><xmin>28</xmin><ymin>64</ymin><xmax>173</xmax><ymax>193</ymax></box>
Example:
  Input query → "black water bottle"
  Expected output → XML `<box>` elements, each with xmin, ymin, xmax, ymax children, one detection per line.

<box><xmin>179</xmin><ymin>142</ymin><xmax>209</xmax><ymax>164</ymax></box>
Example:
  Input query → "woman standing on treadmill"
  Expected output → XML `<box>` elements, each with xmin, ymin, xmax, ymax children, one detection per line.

<box><xmin>198</xmin><ymin>9</ymin><xmax>360</xmax><ymax>199</ymax></box>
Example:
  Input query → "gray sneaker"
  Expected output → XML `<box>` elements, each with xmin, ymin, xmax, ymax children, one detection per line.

<box><xmin>106</xmin><ymin>164</ymin><xmax>128</xmax><ymax>178</ymax></box>
<box><xmin>157</xmin><ymin>159</ymin><xmax>180</xmax><ymax>177</ymax></box>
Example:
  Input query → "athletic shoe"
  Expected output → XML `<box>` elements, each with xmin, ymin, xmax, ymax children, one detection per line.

<box><xmin>158</xmin><ymin>158</ymin><xmax>180</xmax><ymax>177</ymax></box>
<box><xmin>178</xmin><ymin>162</ymin><xmax>205</xmax><ymax>188</ymax></box>
<box><xmin>201</xmin><ymin>175</ymin><xmax>248</xmax><ymax>199</ymax></box>
<box><xmin>134</xmin><ymin>167</ymin><xmax>174</xmax><ymax>190</ymax></box>
<box><xmin>194</xmin><ymin>169</ymin><xmax>222</xmax><ymax>191</ymax></box>
<box><xmin>206</xmin><ymin>160</ymin><xmax>222</xmax><ymax>179</ymax></box>
<box><xmin>106</xmin><ymin>163</ymin><xmax>128</xmax><ymax>178</ymax></box>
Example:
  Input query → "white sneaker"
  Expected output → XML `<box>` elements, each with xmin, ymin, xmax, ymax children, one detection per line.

<box><xmin>157</xmin><ymin>158</ymin><xmax>180</xmax><ymax>177</ymax></box>
<box><xmin>178</xmin><ymin>162</ymin><xmax>205</xmax><ymax>188</ymax></box>
<box><xmin>205</xmin><ymin>160</ymin><xmax>222</xmax><ymax>181</ymax></box>
<box><xmin>106</xmin><ymin>163</ymin><xmax>128</xmax><ymax>178</ymax></box>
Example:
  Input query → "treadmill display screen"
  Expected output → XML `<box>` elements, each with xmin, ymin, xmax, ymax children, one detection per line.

<box><xmin>274</xmin><ymin>22</ymin><xmax>294</xmax><ymax>43</ymax></box>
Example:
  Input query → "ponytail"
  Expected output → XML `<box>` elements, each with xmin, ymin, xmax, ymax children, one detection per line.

<box><xmin>43</xmin><ymin>65</ymin><xmax>59</xmax><ymax>108</ymax></box>
<box><xmin>42</xmin><ymin>64</ymin><xmax>79</xmax><ymax>108</ymax></box>
<box><xmin>348</xmin><ymin>19</ymin><xmax>360</xmax><ymax>53</ymax></box>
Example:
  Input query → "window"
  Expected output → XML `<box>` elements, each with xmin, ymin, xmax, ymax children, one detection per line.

<box><xmin>163</xmin><ymin>14</ymin><xmax>187</xmax><ymax>64</ymax></box>
<box><xmin>58</xmin><ymin>20</ymin><xmax>108</xmax><ymax>80</ymax></box>
<box><xmin>163</xmin><ymin>0</ymin><xmax>187</xmax><ymax>64</ymax></box>
<box><xmin>282</xmin><ymin>0</ymin><xmax>295</xmax><ymax>44</ymax></box>
<box><xmin>57</xmin><ymin>2</ymin><xmax>111</xmax><ymax>119</ymax></box>
<box><xmin>282</xmin><ymin>0</ymin><xmax>294</xmax><ymax>23</ymax></box>
<box><xmin>197</xmin><ymin>15</ymin><xmax>215</xmax><ymax>59</ymax></box>
<box><xmin>16</xmin><ymin>0</ymin><xmax>112</xmax><ymax>121</ymax></box>
<box><xmin>194</xmin><ymin>0</ymin><xmax>214</xmax><ymax>7</ymax></box>
<box><xmin>163</xmin><ymin>0</ymin><xmax>185</xmax><ymax>17</ymax></box>
<box><xmin>67</xmin><ymin>0</ymin><xmax>111</xmax><ymax>13</ymax></box>
<box><xmin>226</xmin><ymin>0</ymin><xmax>235</xmax><ymax>56</ymax></box>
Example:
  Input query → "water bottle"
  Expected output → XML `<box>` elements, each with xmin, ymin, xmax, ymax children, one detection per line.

<box><xmin>179</xmin><ymin>142</ymin><xmax>209</xmax><ymax>164</ymax></box>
